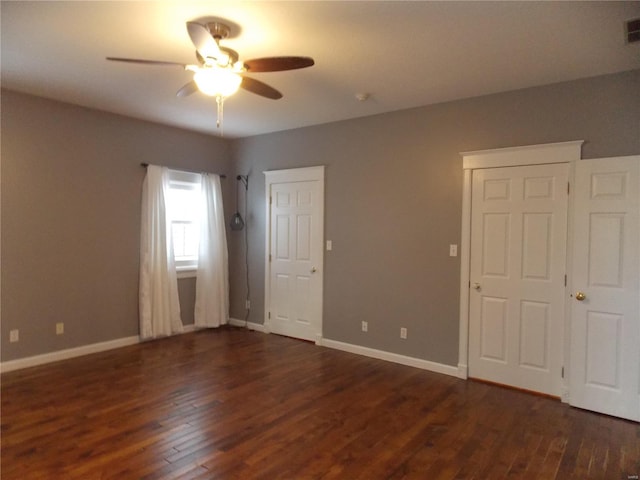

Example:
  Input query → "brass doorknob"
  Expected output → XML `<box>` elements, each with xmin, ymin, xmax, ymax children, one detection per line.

<box><xmin>311</xmin><ymin>267</ymin><xmax>317</xmax><ymax>273</ymax></box>
<box><xmin>575</xmin><ymin>291</ymin><xmax>586</xmax><ymax>301</ymax></box>
<box><xmin>473</xmin><ymin>282</ymin><xmax>481</xmax><ymax>290</ymax></box>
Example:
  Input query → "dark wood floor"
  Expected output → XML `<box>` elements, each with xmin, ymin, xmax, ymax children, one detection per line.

<box><xmin>1</xmin><ymin>327</ymin><xmax>638</xmax><ymax>479</ymax></box>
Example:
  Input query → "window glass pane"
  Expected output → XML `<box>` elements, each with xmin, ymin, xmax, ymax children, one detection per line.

<box><xmin>172</xmin><ymin>221</ymin><xmax>198</xmax><ymax>260</ymax></box>
<box><xmin>166</xmin><ymin>174</ymin><xmax>201</xmax><ymax>269</ymax></box>
<box><xmin>167</xmin><ymin>188</ymin><xmax>199</xmax><ymax>223</ymax></box>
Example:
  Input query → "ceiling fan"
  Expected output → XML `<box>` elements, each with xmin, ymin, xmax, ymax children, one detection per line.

<box><xmin>107</xmin><ymin>20</ymin><xmax>314</xmax><ymax>131</ymax></box>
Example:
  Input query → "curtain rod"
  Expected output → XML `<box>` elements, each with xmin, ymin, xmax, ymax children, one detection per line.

<box><xmin>140</xmin><ymin>163</ymin><xmax>226</xmax><ymax>179</ymax></box>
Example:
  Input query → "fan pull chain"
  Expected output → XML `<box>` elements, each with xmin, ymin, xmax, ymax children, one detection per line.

<box><xmin>216</xmin><ymin>95</ymin><xmax>224</xmax><ymax>136</ymax></box>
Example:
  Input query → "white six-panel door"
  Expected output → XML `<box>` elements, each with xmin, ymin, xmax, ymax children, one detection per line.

<box><xmin>469</xmin><ymin>163</ymin><xmax>569</xmax><ymax>396</ymax></box>
<box><xmin>569</xmin><ymin>156</ymin><xmax>639</xmax><ymax>421</ymax></box>
<box><xmin>264</xmin><ymin>167</ymin><xmax>324</xmax><ymax>343</ymax></box>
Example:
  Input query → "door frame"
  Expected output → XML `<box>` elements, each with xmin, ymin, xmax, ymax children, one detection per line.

<box><xmin>263</xmin><ymin>166</ymin><xmax>325</xmax><ymax>343</ymax></box>
<box><xmin>458</xmin><ymin>141</ymin><xmax>583</xmax><ymax>401</ymax></box>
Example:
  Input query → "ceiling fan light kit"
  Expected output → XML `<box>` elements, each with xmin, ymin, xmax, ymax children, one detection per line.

<box><xmin>192</xmin><ymin>68</ymin><xmax>242</xmax><ymax>97</ymax></box>
<box><xmin>106</xmin><ymin>19</ymin><xmax>314</xmax><ymax>135</ymax></box>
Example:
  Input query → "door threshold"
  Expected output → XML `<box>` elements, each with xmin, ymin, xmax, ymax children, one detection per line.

<box><xmin>469</xmin><ymin>377</ymin><xmax>560</xmax><ymax>401</ymax></box>
<box><xmin>272</xmin><ymin>332</ymin><xmax>315</xmax><ymax>344</ymax></box>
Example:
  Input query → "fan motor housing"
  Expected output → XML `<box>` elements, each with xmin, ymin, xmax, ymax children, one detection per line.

<box><xmin>207</xmin><ymin>22</ymin><xmax>231</xmax><ymax>40</ymax></box>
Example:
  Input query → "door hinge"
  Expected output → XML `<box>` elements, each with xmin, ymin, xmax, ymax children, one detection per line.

<box><xmin>567</xmin><ymin>182</ymin><xmax>570</xmax><ymax>195</ymax></box>
<box><xmin>561</xmin><ymin>366</ymin><xmax>564</xmax><ymax>378</ymax></box>
<box><xmin>269</xmin><ymin>253</ymin><xmax>272</xmax><ymax>262</ymax></box>
<box><xmin>564</xmin><ymin>274</ymin><xmax>567</xmax><ymax>287</ymax></box>
<box><xmin>269</xmin><ymin>196</ymin><xmax>272</xmax><ymax>205</ymax></box>
<box><xmin>268</xmin><ymin>311</ymin><xmax>271</xmax><ymax>319</ymax></box>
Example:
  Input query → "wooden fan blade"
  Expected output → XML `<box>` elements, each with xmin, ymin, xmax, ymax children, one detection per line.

<box><xmin>176</xmin><ymin>81</ymin><xmax>198</xmax><ymax>98</ymax></box>
<box><xmin>106</xmin><ymin>57</ymin><xmax>185</xmax><ymax>67</ymax></box>
<box><xmin>244</xmin><ymin>56</ymin><xmax>314</xmax><ymax>72</ymax></box>
<box><xmin>186</xmin><ymin>22</ymin><xmax>220</xmax><ymax>59</ymax></box>
<box><xmin>240</xmin><ymin>76</ymin><xmax>282</xmax><ymax>100</ymax></box>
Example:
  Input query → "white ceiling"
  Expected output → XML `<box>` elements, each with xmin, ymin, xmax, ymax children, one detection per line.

<box><xmin>2</xmin><ymin>1</ymin><xmax>639</xmax><ymax>139</ymax></box>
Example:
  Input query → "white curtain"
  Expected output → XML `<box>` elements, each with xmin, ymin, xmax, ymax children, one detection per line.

<box><xmin>195</xmin><ymin>174</ymin><xmax>229</xmax><ymax>327</ymax></box>
<box><xmin>139</xmin><ymin>165</ymin><xmax>183</xmax><ymax>339</ymax></box>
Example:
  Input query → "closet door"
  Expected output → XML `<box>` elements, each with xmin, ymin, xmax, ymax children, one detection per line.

<box><xmin>468</xmin><ymin>163</ymin><xmax>568</xmax><ymax>397</ymax></box>
<box><xmin>569</xmin><ymin>156</ymin><xmax>639</xmax><ymax>421</ymax></box>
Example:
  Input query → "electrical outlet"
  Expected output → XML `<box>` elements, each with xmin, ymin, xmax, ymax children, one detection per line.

<box><xmin>56</xmin><ymin>322</ymin><xmax>64</xmax><ymax>335</ymax></box>
<box><xmin>361</xmin><ymin>321</ymin><xmax>368</xmax><ymax>332</ymax></box>
<box><xmin>245</xmin><ymin>300</ymin><xmax>251</xmax><ymax>310</ymax></box>
<box><xmin>9</xmin><ymin>329</ymin><xmax>19</xmax><ymax>343</ymax></box>
<box><xmin>449</xmin><ymin>244</ymin><xmax>458</xmax><ymax>257</ymax></box>
<box><xmin>326</xmin><ymin>240</ymin><xmax>332</xmax><ymax>251</ymax></box>
<box><xmin>400</xmin><ymin>327</ymin><xmax>407</xmax><ymax>339</ymax></box>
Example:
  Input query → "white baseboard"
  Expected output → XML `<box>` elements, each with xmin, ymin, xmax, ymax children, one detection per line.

<box><xmin>0</xmin><ymin>335</ymin><xmax>140</xmax><ymax>373</ymax></box>
<box><xmin>457</xmin><ymin>363</ymin><xmax>468</xmax><ymax>379</ymax></box>
<box><xmin>319</xmin><ymin>338</ymin><xmax>460</xmax><ymax>379</ymax></box>
<box><xmin>224</xmin><ymin>325</ymin><xmax>460</xmax><ymax>378</ymax></box>
<box><xmin>1</xmin><ymin>322</ymin><xmax>456</xmax><ymax>380</ymax></box>
<box><xmin>0</xmin><ymin>324</ymin><xmax>202</xmax><ymax>374</ymax></box>
<box><xmin>228</xmin><ymin>317</ymin><xmax>267</xmax><ymax>333</ymax></box>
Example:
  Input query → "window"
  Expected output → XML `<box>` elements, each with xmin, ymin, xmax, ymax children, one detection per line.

<box><xmin>166</xmin><ymin>170</ymin><xmax>201</xmax><ymax>274</ymax></box>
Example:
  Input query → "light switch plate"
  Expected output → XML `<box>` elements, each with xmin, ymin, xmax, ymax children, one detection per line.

<box><xmin>449</xmin><ymin>244</ymin><xmax>458</xmax><ymax>257</ymax></box>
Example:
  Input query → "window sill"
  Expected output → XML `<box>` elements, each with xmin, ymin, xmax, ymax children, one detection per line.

<box><xmin>177</xmin><ymin>268</ymin><xmax>197</xmax><ymax>279</ymax></box>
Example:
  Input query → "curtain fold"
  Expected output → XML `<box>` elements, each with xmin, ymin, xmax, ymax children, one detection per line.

<box><xmin>195</xmin><ymin>174</ymin><xmax>229</xmax><ymax>328</ymax></box>
<box><xmin>139</xmin><ymin>165</ymin><xmax>183</xmax><ymax>339</ymax></box>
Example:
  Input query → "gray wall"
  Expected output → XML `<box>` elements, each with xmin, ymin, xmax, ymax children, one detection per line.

<box><xmin>1</xmin><ymin>90</ymin><xmax>231</xmax><ymax>361</ymax></box>
<box><xmin>229</xmin><ymin>69</ymin><xmax>640</xmax><ymax>367</ymax></box>
<box><xmin>3</xmin><ymin>70</ymin><xmax>639</xmax><ymax>365</ymax></box>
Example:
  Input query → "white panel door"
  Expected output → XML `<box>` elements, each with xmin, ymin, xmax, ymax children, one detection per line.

<box><xmin>469</xmin><ymin>163</ymin><xmax>568</xmax><ymax>396</ymax></box>
<box><xmin>569</xmin><ymin>156</ymin><xmax>639</xmax><ymax>421</ymax></box>
<box><xmin>267</xmin><ymin>176</ymin><xmax>323</xmax><ymax>342</ymax></box>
